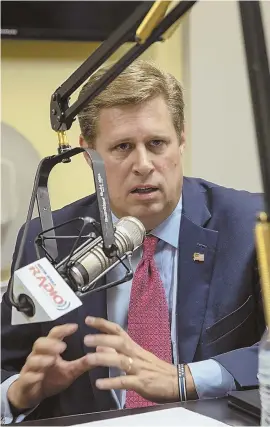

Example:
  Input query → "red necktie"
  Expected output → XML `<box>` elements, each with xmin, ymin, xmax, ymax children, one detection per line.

<box><xmin>125</xmin><ymin>235</ymin><xmax>172</xmax><ymax>408</ymax></box>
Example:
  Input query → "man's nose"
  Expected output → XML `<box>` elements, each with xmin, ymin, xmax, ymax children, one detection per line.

<box><xmin>132</xmin><ymin>148</ymin><xmax>154</xmax><ymax>176</ymax></box>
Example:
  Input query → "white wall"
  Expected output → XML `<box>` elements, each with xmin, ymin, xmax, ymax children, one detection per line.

<box><xmin>183</xmin><ymin>0</ymin><xmax>270</xmax><ymax>193</ymax></box>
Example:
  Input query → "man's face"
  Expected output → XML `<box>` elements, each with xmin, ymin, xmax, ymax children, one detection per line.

<box><xmin>81</xmin><ymin>96</ymin><xmax>185</xmax><ymax>230</ymax></box>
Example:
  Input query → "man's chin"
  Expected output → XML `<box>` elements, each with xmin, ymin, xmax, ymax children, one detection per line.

<box><xmin>128</xmin><ymin>202</ymin><xmax>161</xmax><ymax>215</ymax></box>
<box><xmin>126</xmin><ymin>203</ymin><xmax>165</xmax><ymax>227</ymax></box>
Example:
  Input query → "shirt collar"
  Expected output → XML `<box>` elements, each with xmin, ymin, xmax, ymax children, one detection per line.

<box><xmin>111</xmin><ymin>196</ymin><xmax>182</xmax><ymax>249</ymax></box>
<box><xmin>150</xmin><ymin>196</ymin><xmax>182</xmax><ymax>248</ymax></box>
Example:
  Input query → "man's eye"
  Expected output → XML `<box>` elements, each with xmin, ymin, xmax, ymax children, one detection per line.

<box><xmin>150</xmin><ymin>140</ymin><xmax>164</xmax><ymax>147</ymax></box>
<box><xmin>115</xmin><ymin>143</ymin><xmax>131</xmax><ymax>151</ymax></box>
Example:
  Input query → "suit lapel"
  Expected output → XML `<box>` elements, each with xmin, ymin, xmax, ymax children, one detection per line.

<box><xmin>176</xmin><ymin>179</ymin><xmax>219</xmax><ymax>363</ymax></box>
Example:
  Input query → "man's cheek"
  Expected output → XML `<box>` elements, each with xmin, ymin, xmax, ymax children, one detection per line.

<box><xmin>108</xmin><ymin>182</ymin><xmax>122</xmax><ymax>199</ymax></box>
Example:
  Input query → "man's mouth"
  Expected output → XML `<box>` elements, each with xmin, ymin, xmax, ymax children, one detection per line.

<box><xmin>130</xmin><ymin>186</ymin><xmax>158</xmax><ymax>194</ymax></box>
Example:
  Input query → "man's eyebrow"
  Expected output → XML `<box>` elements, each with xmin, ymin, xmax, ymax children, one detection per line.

<box><xmin>108</xmin><ymin>137</ymin><xmax>134</xmax><ymax>146</ymax></box>
<box><xmin>147</xmin><ymin>134</ymin><xmax>170</xmax><ymax>140</ymax></box>
<box><xmin>109</xmin><ymin>134</ymin><xmax>169</xmax><ymax>144</ymax></box>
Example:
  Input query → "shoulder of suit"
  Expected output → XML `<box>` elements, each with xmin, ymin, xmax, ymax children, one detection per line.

<box><xmin>53</xmin><ymin>193</ymin><xmax>98</xmax><ymax>217</ymax></box>
<box><xmin>24</xmin><ymin>193</ymin><xmax>98</xmax><ymax>237</ymax></box>
<box><xmin>184</xmin><ymin>176</ymin><xmax>264</xmax><ymax>217</ymax></box>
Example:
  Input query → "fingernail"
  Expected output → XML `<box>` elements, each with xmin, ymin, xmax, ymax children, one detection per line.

<box><xmin>86</xmin><ymin>316</ymin><xmax>95</xmax><ymax>324</ymax></box>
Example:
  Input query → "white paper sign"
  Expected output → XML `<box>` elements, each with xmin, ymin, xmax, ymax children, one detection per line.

<box><xmin>72</xmin><ymin>407</ymin><xmax>229</xmax><ymax>427</ymax></box>
<box><xmin>12</xmin><ymin>257</ymin><xmax>82</xmax><ymax>324</ymax></box>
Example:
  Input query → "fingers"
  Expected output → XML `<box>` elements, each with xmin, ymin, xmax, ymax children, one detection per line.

<box><xmin>85</xmin><ymin>317</ymin><xmax>144</xmax><ymax>358</ymax></box>
<box><xmin>32</xmin><ymin>338</ymin><xmax>67</xmax><ymax>356</ymax></box>
<box><xmin>84</xmin><ymin>334</ymin><xmax>131</xmax><ymax>355</ymax></box>
<box><xmin>86</xmin><ymin>352</ymin><xmax>136</xmax><ymax>374</ymax></box>
<box><xmin>48</xmin><ymin>323</ymin><xmax>78</xmax><ymax>340</ymax></box>
<box><xmin>95</xmin><ymin>375</ymin><xmax>140</xmax><ymax>391</ymax></box>
<box><xmin>32</xmin><ymin>324</ymin><xmax>78</xmax><ymax>356</ymax></box>
<box><xmin>96</xmin><ymin>346</ymin><xmax>117</xmax><ymax>354</ymax></box>
<box><xmin>67</xmin><ymin>354</ymin><xmax>96</xmax><ymax>379</ymax></box>
<box><xmin>66</xmin><ymin>351</ymin><xmax>132</xmax><ymax>381</ymax></box>
<box><xmin>9</xmin><ymin>324</ymin><xmax>79</xmax><ymax>410</ymax></box>
<box><xmin>23</xmin><ymin>355</ymin><xmax>56</xmax><ymax>373</ymax></box>
<box><xmin>85</xmin><ymin>317</ymin><xmax>125</xmax><ymax>336</ymax></box>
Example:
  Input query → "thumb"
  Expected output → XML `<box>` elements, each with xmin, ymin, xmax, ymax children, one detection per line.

<box><xmin>68</xmin><ymin>354</ymin><xmax>93</xmax><ymax>379</ymax></box>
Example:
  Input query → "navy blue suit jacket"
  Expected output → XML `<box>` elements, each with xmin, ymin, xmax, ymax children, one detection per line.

<box><xmin>1</xmin><ymin>177</ymin><xmax>265</xmax><ymax>421</ymax></box>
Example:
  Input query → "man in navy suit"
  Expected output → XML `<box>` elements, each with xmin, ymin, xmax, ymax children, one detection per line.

<box><xmin>1</xmin><ymin>60</ymin><xmax>265</xmax><ymax>423</ymax></box>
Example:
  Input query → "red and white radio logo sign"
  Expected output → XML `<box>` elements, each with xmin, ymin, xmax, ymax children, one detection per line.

<box><xmin>29</xmin><ymin>264</ymin><xmax>71</xmax><ymax>311</ymax></box>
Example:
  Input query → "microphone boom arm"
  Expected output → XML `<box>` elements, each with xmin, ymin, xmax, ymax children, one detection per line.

<box><xmin>50</xmin><ymin>1</ymin><xmax>196</xmax><ymax>134</ymax></box>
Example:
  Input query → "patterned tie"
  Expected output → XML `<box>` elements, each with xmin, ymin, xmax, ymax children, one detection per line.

<box><xmin>125</xmin><ymin>235</ymin><xmax>172</xmax><ymax>409</ymax></box>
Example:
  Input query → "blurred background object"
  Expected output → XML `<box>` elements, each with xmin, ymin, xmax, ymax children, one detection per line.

<box><xmin>1</xmin><ymin>123</ymin><xmax>40</xmax><ymax>296</ymax></box>
<box><xmin>1</xmin><ymin>1</ymin><xmax>149</xmax><ymax>42</ymax></box>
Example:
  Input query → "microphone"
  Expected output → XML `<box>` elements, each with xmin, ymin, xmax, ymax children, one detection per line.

<box><xmin>11</xmin><ymin>216</ymin><xmax>145</xmax><ymax>325</ymax></box>
<box><xmin>68</xmin><ymin>216</ymin><xmax>146</xmax><ymax>290</ymax></box>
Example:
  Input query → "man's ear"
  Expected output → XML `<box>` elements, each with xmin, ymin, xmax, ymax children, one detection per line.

<box><xmin>79</xmin><ymin>135</ymin><xmax>92</xmax><ymax>168</ymax></box>
<box><xmin>179</xmin><ymin>128</ymin><xmax>186</xmax><ymax>155</ymax></box>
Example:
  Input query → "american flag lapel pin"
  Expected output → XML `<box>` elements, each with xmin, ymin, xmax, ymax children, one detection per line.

<box><xmin>193</xmin><ymin>252</ymin><xmax>205</xmax><ymax>262</ymax></box>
